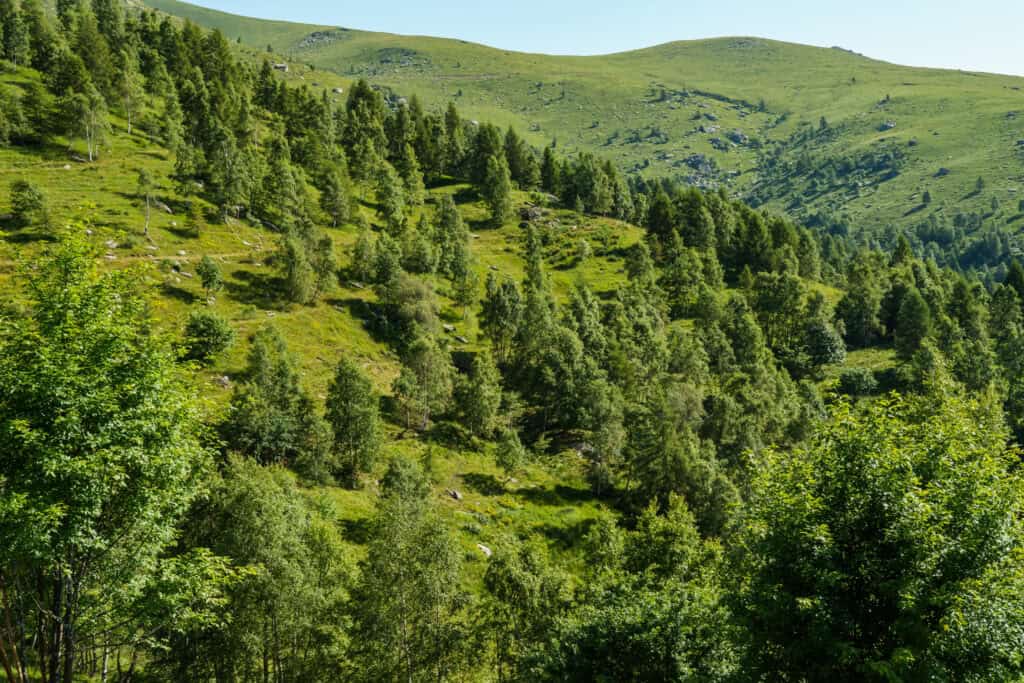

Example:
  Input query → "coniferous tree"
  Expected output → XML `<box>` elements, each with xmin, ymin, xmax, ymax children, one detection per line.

<box><xmin>894</xmin><ymin>286</ymin><xmax>931</xmax><ymax>358</ymax></box>
<box><xmin>325</xmin><ymin>357</ymin><xmax>381</xmax><ymax>486</ymax></box>
<box><xmin>224</xmin><ymin>327</ymin><xmax>331</xmax><ymax>477</ymax></box>
<box><xmin>457</xmin><ymin>350</ymin><xmax>503</xmax><ymax>438</ymax></box>
<box><xmin>482</xmin><ymin>153</ymin><xmax>513</xmax><ymax>225</ymax></box>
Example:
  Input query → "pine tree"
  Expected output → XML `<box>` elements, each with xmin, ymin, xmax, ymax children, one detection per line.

<box><xmin>540</xmin><ymin>145</ymin><xmax>561</xmax><ymax>195</ymax></box>
<box><xmin>458</xmin><ymin>350</ymin><xmax>503</xmax><ymax>438</ymax></box>
<box><xmin>482</xmin><ymin>153</ymin><xmax>513</xmax><ymax>225</ymax></box>
<box><xmin>376</xmin><ymin>161</ymin><xmax>407</xmax><ymax>237</ymax></box>
<box><xmin>319</xmin><ymin>167</ymin><xmax>351</xmax><ymax>227</ymax></box>
<box><xmin>894</xmin><ymin>286</ymin><xmax>931</xmax><ymax>358</ymax></box>
<box><xmin>435</xmin><ymin>193</ymin><xmax>468</xmax><ymax>277</ymax></box>
<box><xmin>223</xmin><ymin>326</ymin><xmax>331</xmax><ymax>475</ymax></box>
<box><xmin>325</xmin><ymin>357</ymin><xmax>381</xmax><ymax>486</ymax></box>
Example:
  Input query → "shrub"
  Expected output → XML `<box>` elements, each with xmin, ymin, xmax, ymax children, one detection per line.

<box><xmin>10</xmin><ymin>179</ymin><xmax>47</xmax><ymax>227</ymax></box>
<box><xmin>837</xmin><ymin>367</ymin><xmax>878</xmax><ymax>396</ymax></box>
<box><xmin>184</xmin><ymin>310</ymin><xmax>235</xmax><ymax>362</ymax></box>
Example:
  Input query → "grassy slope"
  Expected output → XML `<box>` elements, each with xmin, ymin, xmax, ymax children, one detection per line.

<box><xmin>0</xmin><ymin>59</ymin><xmax>644</xmax><ymax>582</ymax></box>
<box><xmin>144</xmin><ymin>0</ymin><xmax>1024</xmax><ymax>240</ymax></box>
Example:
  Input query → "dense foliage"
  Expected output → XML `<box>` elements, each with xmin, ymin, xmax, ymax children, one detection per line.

<box><xmin>2</xmin><ymin>2</ymin><xmax>1024</xmax><ymax>682</ymax></box>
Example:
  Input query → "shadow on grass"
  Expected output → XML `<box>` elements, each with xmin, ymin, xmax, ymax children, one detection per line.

<box><xmin>166</xmin><ymin>225</ymin><xmax>199</xmax><ymax>240</ymax></box>
<box><xmin>324</xmin><ymin>296</ymin><xmax>400</xmax><ymax>348</ymax></box>
<box><xmin>426</xmin><ymin>177</ymin><xmax>464</xmax><ymax>191</ymax></box>
<box><xmin>460</xmin><ymin>472</ymin><xmax>506</xmax><ymax>496</ymax></box>
<box><xmin>340</xmin><ymin>517</ymin><xmax>374</xmax><ymax>545</ymax></box>
<box><xmin>162</xmin><ymin>283</ymin><xmax>199</xmax><ymax>305</ymax></box>
<box><xmin>425</xmin><ymin>421</ymin><xmax>474</xmax><ymax>451</ymax></box>
<box><xmin>225</xmin><ymin>269</ymin><xmax>284</xmax><ymax>309</ymax></box>
<box><xmin>516</xmin><ymin>483</ymin><xmax>594</xmax><ymax>507</ymax></box>
<box><xmin>536</xmin><ymin>517</ymin><xmax>598</xmax><ymax>550</ymax></box>
<box><xmin>2</xmin><ymin>228</ymin><xmax>56</xmax><ymax>244</ymax></box>
<box><xmin>452</xmin><ymin>186</ymin><xmax>479</xmax><ymax>204</ymax></box>
<box><xmin>467</xmin><ymin>217</ymin><xmax>498</xmax><ymax>233</ymax></box>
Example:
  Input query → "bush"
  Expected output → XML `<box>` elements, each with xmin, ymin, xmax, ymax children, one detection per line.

<box><xmin>10</xmin><ymin>179</ymin><xmax>47</xmax><ymax>227</ymax></box>
<box><xmin>184</xmin><ymin>310</ymin><xmax>235</xmax><ymax>362</ymax></box>
<box><xmin>837</xmin><ymin>367</ymin><xmax>878</xmax><ymax>396</ymax></box>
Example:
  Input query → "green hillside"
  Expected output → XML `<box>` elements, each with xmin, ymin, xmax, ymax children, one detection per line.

<box><xmin>5</xmin><ymin>2</ymin><xmax>1024</xmax><ymax>681</ymax></box>
<box><xmin>147</xmin><ymin>0</ymin><xmax>1024</xmax><ymax>244</ymax></box>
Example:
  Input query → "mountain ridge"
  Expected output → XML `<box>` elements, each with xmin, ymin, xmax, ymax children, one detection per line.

<box><xmin>145</xmin><ymin>0</ymin><xmax>1024</xmax><ymax>268</ymax></box>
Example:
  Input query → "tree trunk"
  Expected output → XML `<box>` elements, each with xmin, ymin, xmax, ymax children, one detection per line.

<box><xmin>0</xmin><ymin>577</ymin><xmax>25</xmax><ymax>683</ymax></box>
<box><xmin>48</xmin><ymin>574</ymin><xmax>63</xmax><ymax>683</ymax></box>
<box><xmin>61</xmin><ymin>578</ymin><xmax>76</xmax><ymax>683</ymax></box>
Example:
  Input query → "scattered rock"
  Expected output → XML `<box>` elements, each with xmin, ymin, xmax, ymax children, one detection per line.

<box><xmin>242</xmin><ymin>240</ymin><xmax>252</xmax><ymax>246</ymax></box>
<box><xmin>104</xmin><ymin>239</ymin><xmax>118</xmax><ymax>249</ymax></box>
<box><xmin>145</xmin><ymin>245</ymin><xmax>158</xmax><ymax>251</ymax></box>
<box><xmin>103</xmin><ymin>254</ymin><xmax>116</xmax><ymax>261</ymax></box>
<box><xmin>726</xmin><ymin>129</ymin><xmax>749</xmax><ymax>145</ymax></box>
<box><xmin>471</xmin><ymin>233</ymin><xmax>480</xmax><ymax>239</ymax></box>
<box><xmin>455</xmin><ymin>335</ymin><xmax>469</xmax><ymax>344</ymax></box>
<box><xmin>443</xmin><ymin>324</ymin><xmax>455</xmax><ymax>333</ymax></box>
<box><xmin>488</xmin><ymin>265</ymin><xmax>499</xmax><ymax>271</ymax></box>
<box><xmin>215</xmin><ymin>375</ymin><xmax>231</xmax><ymax>388</ymax></box>
<box><xmin>935</xmin><ymin>167</ymin><xmax>951</xmax><ymax>177</ymax></box>
<box><xmin>176</xmin><ymin>250</ymin><xmax>187</xmax><ymax>256</ymax></box>
<box><xmin>85</xmin><ymin>228</ymin><xmax>93</xmax><ymax>236</ymax></box>
<box><xmin>62</xmin><ymin>164</ymin><xmax>71</xmax><ymax>170</ymax></box>
<box><xmin>519</xmin><ymin>205</ymin><xmax>543</xmax><ymax>221</ymax></box>
<box><xmin>349</xmin><ymin>281</ymin><xmax>365</xmax><ymax>289</ymax></box>
<box><xmin>879</xmin><ymin>120</ymin><xmax>897</xmax><ymax>131</ymax></box>
<box><xmin>154</xmin><ymin>201</ymin><xmax>173</xmax><ymax>215</ymax></box>
<box><xmin>476</xmin><ymin>543</ymin><xmax>492</xmax><ymax>558</ymax></box>
<box><xmin>179</xmin><ymin>271</ymin><xmax>193</xmax><ymax>278</ymax></box>
<box><xmin>447</xmin><ymin>489</ymin><xmax>463</xmax><ymax>501</ymax></box>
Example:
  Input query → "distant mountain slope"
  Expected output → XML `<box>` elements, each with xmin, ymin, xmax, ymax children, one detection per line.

<box><xmin>145</xmin><ymin>0</ymin><xmax>1024</xmax><ymax>242</ymax></box>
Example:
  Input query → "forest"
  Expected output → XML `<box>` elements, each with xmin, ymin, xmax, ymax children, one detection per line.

<box><xmin>1</xmin><ymin>0</ymin><xmax>1024</xmax><ymax>681</ymax></box>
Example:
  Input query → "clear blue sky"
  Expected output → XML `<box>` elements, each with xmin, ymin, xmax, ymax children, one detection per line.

<box><xmin>193</xmin><ymin>0</ymin><xmax>1024</xmax><ymax>76</ymax></box>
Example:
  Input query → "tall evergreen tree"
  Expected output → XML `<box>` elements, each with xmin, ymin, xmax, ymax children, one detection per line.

<box><xmin>482</xmin><ymin>153</ymin><xmax>513</xmax><ymax>225</ymax></box>
<box><xmin>325</xmin><ymin>357</ymin><xmax>381</xmax><ymax>486</ymax></box>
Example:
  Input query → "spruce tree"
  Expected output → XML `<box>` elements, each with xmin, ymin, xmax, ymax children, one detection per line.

<box><xmin>325</xmin><ymin>357</ymin><xmax>381</xmax><ymax>486</ymax></box>
<box><xmin>482</xmin><ymin>153</ymin><xmax>513</xmax><ymax>225</ymax></box>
